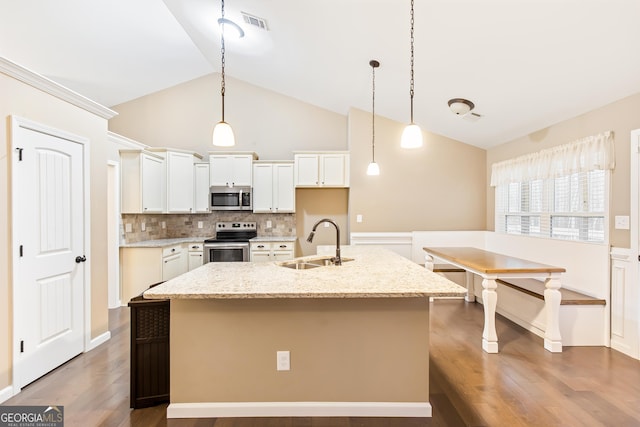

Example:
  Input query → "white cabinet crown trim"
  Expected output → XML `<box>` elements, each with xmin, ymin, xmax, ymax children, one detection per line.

<box><xmin>0</xmin><ymin>57</ymin><xmax>117</xmax><ymax>119</ymax></box>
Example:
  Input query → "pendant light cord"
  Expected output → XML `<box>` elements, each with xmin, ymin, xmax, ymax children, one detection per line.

<box><xmin>372</xmin><ymin>62</ymin><xmax>376</xmax><ymax>162</ymax></box>
<box><xmin>220</xmin><ymin>0</ymin><xmax>227</xmax><ymax>121</ymax></box>
<box><xmin>409</xmin><ymin>0</ymin><xmax>415</xmax><ymax>124</ymax></box>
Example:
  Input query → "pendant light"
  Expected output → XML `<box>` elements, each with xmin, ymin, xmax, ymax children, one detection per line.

<box><xmin>212</xmin><ymin>0</ymin><xmax>235</xmax><ymax>147</ymax></box>
<box><xmin>400</xmin><ymin>0</ymin><xmax>423</xmax><ymax>149</ymax></box>
<box><xmin>367</xmin><ymin>60</ymin><xmax>380</xmax><ymax>176</ymax></box>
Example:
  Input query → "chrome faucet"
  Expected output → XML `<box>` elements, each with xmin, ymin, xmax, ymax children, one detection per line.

<box><xmin>307</xmin><ymin>218</ymin><xmax>341</xmax><ymax>265</ymax></box>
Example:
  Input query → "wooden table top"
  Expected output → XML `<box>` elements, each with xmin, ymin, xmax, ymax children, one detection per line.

<box><xmin>423</xmin><ymin>247</ymin><xmax>566</xmax><ymax>274</ymax></box>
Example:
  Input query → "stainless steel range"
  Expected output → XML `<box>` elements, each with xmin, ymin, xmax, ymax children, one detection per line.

<box><xmin>203</xmin><ymin>222</ymin><xmax>257</xmax><ymax>263</ymax></box>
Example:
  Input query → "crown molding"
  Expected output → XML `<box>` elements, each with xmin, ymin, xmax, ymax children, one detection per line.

<box><xmin>0</xmin><ymin>56</ymin><xmax>117</xmax><ymax>120</ymax></box>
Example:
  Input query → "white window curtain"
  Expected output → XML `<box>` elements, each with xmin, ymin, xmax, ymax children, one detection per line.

<box><xmin>490</xmin><ymin>131</ymin><xmax>615</xmax><ymax>187</ymax></box>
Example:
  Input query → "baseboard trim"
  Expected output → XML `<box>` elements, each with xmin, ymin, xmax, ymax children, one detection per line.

<box><xmin>167</xmin><ymin>401</ymin><xmax>432</xmax><ymax>418</ymax></box>
<box><xmin>86</xmin><ymin>331</ymin><xmax>111</xmax><ymax>352</ymax></box>
<box><xmin>0</xmin><ymin>385</ymin><xmax>15</xmax><ymax>404</ymax></box>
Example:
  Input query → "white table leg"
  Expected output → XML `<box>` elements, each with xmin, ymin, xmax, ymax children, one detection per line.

<box><xmin>465</xmin><ymin>271</ymin><xmax>475</xmax><ymax>302</ymax></box>
<box><xmin>481</xmin><ymin>276</ymin><xmax>499</xmax><ymax>353</ymax></box>
<box><xmin>424</xmin><ymin>254</ymin><xmax>434</xmax><ymax>271</ymax></box>
<box><xmin>543</xmin><ymin>276</ymin><xmax>563</xmax><ymax>352</ymax></box>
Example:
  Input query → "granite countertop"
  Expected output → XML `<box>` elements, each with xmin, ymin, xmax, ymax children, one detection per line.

<box><xmin>144</xmin><ymin>245</ymin><xmax>467</xmax><ymax>300</ymax></box>
<box><xmin>250</xmin><ymin>236</ymin><xmax>297</xmax><ymax>242</ymax></box>
<box><xmin>120</xmin><ymin>237</ymin><xmax>206</xmax><ymax>248</ymax></box>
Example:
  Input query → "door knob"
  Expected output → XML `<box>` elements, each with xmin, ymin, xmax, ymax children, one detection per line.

<box><xmin>75</xmin><ymin>255</ymin><xmax>87</xmax><ymax>263</ymax></box>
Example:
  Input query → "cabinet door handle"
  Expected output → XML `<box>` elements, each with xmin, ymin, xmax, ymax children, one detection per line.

<box><xmin>279</xmin><ymin>245</ymin><xmax>286</xmax><ymax>248</ymax></box>
<box><xmin>257</xmin><ymin>245</ymin><xmax>265</xmax><ymax>248</ymax></box>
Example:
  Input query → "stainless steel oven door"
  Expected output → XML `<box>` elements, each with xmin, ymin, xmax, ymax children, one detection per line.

<box><xmin>203</xmin><ymin>242</ymin><xmax>249</xmax><ymax>263</ymax></box>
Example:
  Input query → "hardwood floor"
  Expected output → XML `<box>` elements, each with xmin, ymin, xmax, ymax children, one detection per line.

<box><xmin>4</xmin><ymin>300</ymin><xmax>639</xmax><ymax>426</ymax></box>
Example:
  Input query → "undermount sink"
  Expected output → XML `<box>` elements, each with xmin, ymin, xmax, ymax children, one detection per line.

<box><xmin>278</xmin><ymin>256</ymin><xmax>354</xmax><ymax>270</ymax></box>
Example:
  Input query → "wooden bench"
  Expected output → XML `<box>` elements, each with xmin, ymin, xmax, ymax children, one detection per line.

<box><xmin>496</xmin><ymin>278</ymin><xmax>606</xmax><ymax>306</ymax></box>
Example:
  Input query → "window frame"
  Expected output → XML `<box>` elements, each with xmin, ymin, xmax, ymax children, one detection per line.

<box><xmin>495</xmin><ymin>169</ymin><xmax>610</xmax><ymax>245</ymax></box>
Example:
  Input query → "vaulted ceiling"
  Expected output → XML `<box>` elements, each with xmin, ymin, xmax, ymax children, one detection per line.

<box><xmin>2</xmin><ymin>0</ymin><xmax>640</xmax><ymax>148</ymax></box>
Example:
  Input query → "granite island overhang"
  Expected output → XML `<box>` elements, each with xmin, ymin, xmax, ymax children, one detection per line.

<box><xmin>143</xmin><ymin>246</ymin><xmax>466</xmax><ymax>419</ymax></box>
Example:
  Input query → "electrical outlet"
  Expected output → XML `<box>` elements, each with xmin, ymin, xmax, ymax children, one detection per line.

<box><xmin>198</xmin><ymin>221</ymin><xmax>203</xmax><ymax>229</ymax></box>
<box><xmin>276</xmin><ymin>351</ymin><xmax>290</xmax><ymax>371</ymax></box>
<box><xmin>125</xmin><ymin>223</ymin><xmax>132</xmax><ymax>233</ymax></box>
<box><xmin>161</xmin><ymin>221</ymin><xmax>166</xmax><ymax>229</ymax></box>
<box><xmin>266</xmin><ymin>220</ymin><xmax>272</xmax><ymax>228</ymax></box>
<box><xmin>356</xmin><ymin>214</ymin><xmax>363</xmax><ymax>223</ymax></box>
<box><xmin>141</xmin><ymin>222</ymin><xmax>146</xmax><ymax>231</ymax></box>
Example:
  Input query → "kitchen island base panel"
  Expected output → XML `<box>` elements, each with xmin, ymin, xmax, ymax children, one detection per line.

<box><xmin>170</xmin><ymin>297</ymin><xmax>430</xmax><ymax>415</ymax></box>
<box><xmin>166</xmin><ymin>401</ymin><xmax>432</xmax><ymax>418</ymax></box>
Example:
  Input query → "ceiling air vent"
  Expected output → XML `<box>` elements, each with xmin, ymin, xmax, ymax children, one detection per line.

<box><xmin>463</xmin><ymin>112</ymin><xmax>482</xmax><ymax>122</ymax></box>
<box><xmin>241</xmin><ymin>12</ymin><xmax>269</xmax><ymax>31</ymax></box>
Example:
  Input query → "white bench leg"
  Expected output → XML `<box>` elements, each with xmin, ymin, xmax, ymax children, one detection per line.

<box><xmin>544</xmin><ymin>276</ymin><xmax>563</xmax><ymax>352</ymax></box>
<box><xmin>481</xmin><ymin>277</ymin><xmax>499</xmax><ymax>353</ymax></box>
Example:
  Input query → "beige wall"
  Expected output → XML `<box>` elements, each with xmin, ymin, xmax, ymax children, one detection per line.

<box><xmin>0</xmin><ymin>72</ymin><xmax>110</xmax><ymax>391</ymax></box>
<box><xmin>295</xmin><ymin>188</ymin><xmax>349</xmax><ymax>257</ymax></box>
<box><xmin>348</xmin><ymin>108</ymin><xmax>487</xmax><ymax>232</ymax></box>
<box><xmin>486</xmin><ymin>92</ymin><xmax>640</xmax><ymax>248</ymax></box>
<box><xmin>171</xmin><ymin>298</ymin><xmax>429</xmax><ymax>403</ymax></box>
<box><xmin>109</xmin><ymin>73</ymin><xmax>348</xmax><ymax>159</ymax></box>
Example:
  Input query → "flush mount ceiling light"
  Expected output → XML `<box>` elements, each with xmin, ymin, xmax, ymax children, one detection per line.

<box><xmin>212</xmin><ymin>0</ymin><xmax>236</xmax><ymax>147</ymax></box>
<box><xmin>217</xmin><ymin>17</ymin><xmax>244</xmax><ymax>38</ymax></box>
<box><xmin>367</xmin><ymin>59</ymin><xmax>380</xmax><ymax>176</ymax></box>
<box><xmin>400</xmin><ymin>0</ymin><xmax>423</xmax><ymax>149</ymax></box>
<box><xmin>448</xmin><ymin>98</ymin><xmax>475</xmax><ymax>115</ymax></box>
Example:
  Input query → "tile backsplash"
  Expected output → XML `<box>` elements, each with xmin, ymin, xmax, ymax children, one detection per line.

<box><xmin>120</xmin><ymin>212</ymin><xmax>296</xmax><ymax>244</ymax></box>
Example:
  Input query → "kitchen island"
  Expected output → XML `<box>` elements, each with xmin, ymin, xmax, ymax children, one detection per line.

<box><xmin>144</xmin><ymin>246</ymin><xmax>466</xmax><ymax>419</ymax></box>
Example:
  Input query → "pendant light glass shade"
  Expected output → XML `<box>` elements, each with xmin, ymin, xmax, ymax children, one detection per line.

<box><xmin>212</xmin><ymin>0</ymin><xmax>235</xmax><ymax>147</ymax></box>
<box><xmin>366</xmin><ymin>161</ymin><xmax>380</xmax><ymax>175</ymax></box>
<box><xmin>212</xmin><ymin>121</ymin><xmax>235</xmax><ymax>147</ymax></box>
<box><xmin>400</xmin><ymin>123</ymin><xmax>423</xmax><ymax>148</ymax></box>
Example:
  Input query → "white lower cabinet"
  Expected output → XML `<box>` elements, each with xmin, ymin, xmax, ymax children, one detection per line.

<box><xmin>121</xmin><ymin>243</ymin><xmax>190</xmax><ymax>304</ymax></box>
<box><xmin>250</xmin><ymin>241</ymin><xmax>295</xmax><ymax>262</ymax></box>
<box><xmin>162</xmin><ymin>244</ymin><xmax>187</xmax><ymax>281</ymax></box>
<box><xmin>188</xmin><ymin>243</ymin><xmax>204</xmax><ymax>270</ymax></box>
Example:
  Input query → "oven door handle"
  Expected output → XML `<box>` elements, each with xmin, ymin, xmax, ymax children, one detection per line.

<box><xmin>204</xmin><ymin>242</ymin><xmax>250</xmax><ymax>249</ymax></box>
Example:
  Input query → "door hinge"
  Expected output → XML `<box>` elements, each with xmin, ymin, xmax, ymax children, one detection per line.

<box><xmin>20</xmin><ymin>340</ymin><xmax>24</xmax><ymax>353</ymax></box>
<box><xmin>16</xmin><ymin>147</ymin><xmax>23</xmax><ymax>161</ymax></box>
<box><xmin>19</xmin><ymin>245</ymin><xmax>23</xmax><ymax>257</ymax></box>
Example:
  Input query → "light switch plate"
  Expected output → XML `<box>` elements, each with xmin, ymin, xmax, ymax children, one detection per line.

<box><xmin>125</xmin><ymin>223</ymin><xmax>132</xmax><ymax>233</ymax></box>
<box><xmin>614</xmin><ymin>215</ymin><xmax>630</xmax><ymax>230</ymax></box>
<box><xmin>198</xmin><ymin>221</ymin><xmax>203</xmax><ymax>229</ymax></box>
<box><xmin>356</xmin><ymin>214</ymin><xmax>363</xmax><ymax>223</ymax></box>
<box><xmin>141</xmin><ymin>222</ymin><xmax>146</xmax><ymax>231</ymax></box>
<box><xmin>266</xmin><ymin>220</ymin><xmax>272</xmax><ymax>228</ymax></box>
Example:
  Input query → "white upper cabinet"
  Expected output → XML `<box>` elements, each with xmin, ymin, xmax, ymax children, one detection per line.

<box><xmin>120</xmin><ymin>150</ymin><xmax>166</xmax><ymax>213</ymax></box>
<box><xmin>193</xmin><ymin>163</ymin><xmax>210</xmax><ymax>213</ymax></box>
<box><xmin>293</xmin><ymin>152</ymin><xmax>349</xmax><ymax>188</ymax></box>
<box><xmin>148</xmin><ymin>148</ymin><xmax>203</xmax><ymax>213</ymax></box>
<box><xmin>253</xmin><ymin>161</ymin><xmax>295</xmax><ymax>213</ymax></box>
<box><xmin>209</xmin><ymin>152</ymin><xmax>258</xmax><ymax>187</ymax></box>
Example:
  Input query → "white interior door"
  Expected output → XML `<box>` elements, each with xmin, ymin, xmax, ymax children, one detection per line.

<box><xmin>12</xmin><ymin>117</ymin><xmax>86</xmax><ymax>390</ymax></box>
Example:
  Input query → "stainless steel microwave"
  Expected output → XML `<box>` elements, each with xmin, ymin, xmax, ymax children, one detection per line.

<box><xmin>210</xmin><ymin>186</ymin><xmax>252</xmax><ymax>211</ymax></box>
